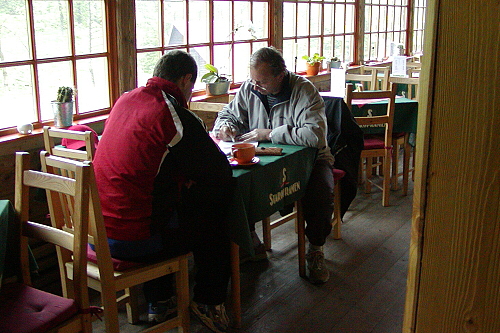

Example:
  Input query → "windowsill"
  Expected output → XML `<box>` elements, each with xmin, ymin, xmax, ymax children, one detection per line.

<box><xmin>0</xmin><ymin>115</ymin><xmax>109</xmax><ymax>155</ymax></box>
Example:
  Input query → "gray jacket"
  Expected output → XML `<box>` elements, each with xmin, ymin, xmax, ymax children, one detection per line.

<box><xmin>214</xmin><ymin>71</ymin><xmax>334</xmax><ymax>163</ymax></box>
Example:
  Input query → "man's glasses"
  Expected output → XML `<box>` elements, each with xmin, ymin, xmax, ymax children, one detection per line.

<box><xmin>246</xmin><ymin>78</ymin><xmax>268</xmax><ymax>91</ymax></box>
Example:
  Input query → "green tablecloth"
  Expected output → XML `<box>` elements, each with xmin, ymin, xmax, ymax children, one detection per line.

<box><xmin>226</xmin><ymin>144</ymin><xmax>317</xmax><ymax>255</ymax></box>
<box><xmin>351</xmin><ymin>97</ymin><xmax>418</xmax><ymax>134</ymax></box>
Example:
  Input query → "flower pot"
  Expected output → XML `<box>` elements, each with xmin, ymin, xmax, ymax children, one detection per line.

<box><xmin>331</xmin><ymin>61</ymin><xmax>341</xmax><ymax>69</ymax></box>
<box><xmin>51</xmin><ymin>101</ymin><xmax>74</xmax><ymax>127</ymax></box>
<box><xmin>206</xmin><ymin>81</ymin><xmax>230</xmax><ymax>96</ymax></box>
<box><xmin>306</xmin><ymin>62</ymin><xmax>321</xmax><ymax>76</ymax></box>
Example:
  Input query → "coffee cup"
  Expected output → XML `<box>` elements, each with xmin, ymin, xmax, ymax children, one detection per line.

<box><xmin>17</xmin><ymin>123</ymin><xmax>33</xmax><ymax>135</ymax></box>
<box><xmin>231</xmin><ymin>143</ymin><xmax>255</xmax><ymax>164</ymax></box>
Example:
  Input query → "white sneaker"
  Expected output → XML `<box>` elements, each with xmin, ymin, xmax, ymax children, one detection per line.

<box><xmin>306</xmin><ymin>250</ymin><xmax>330</xmax><ymax>284</ymax></box>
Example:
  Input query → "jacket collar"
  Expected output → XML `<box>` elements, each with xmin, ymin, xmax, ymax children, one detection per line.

<box><xmin>251</xmin><ymin>71</ymin><xmax>292</xmax><ymax>107</ymax></box>
<box><xmin>146</xmin><ymin>76</ymin><xmax>188</xmax><ymax>108</ymax></box>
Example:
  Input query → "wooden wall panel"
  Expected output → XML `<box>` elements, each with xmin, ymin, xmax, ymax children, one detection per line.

<box><xmin>405</xmin><ymin>0</ymin><xmax>500</xmax><ymax>331</ymax></box>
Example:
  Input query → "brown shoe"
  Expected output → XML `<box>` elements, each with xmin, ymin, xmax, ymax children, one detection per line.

<box><xmin>239</xmin><ymin>242</ymin><xmax>268</xmax><ymax>264</ymax></box>
<box><xmin>306</xmin><ymin>250</ymin><xmax>330</xmax><ymax>284</ymax></box>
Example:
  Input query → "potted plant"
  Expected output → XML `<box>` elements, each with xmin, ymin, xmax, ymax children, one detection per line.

<box><xmin>51</xmin><ymin>86</ymin><xmax>75</xmax><ymax>128</ymax></box>
<box><xmin>330</xmin><ymin>57</ymin><xmax>342</xmax><ymax>69</ymax></box>
<box><xmin>201</xmin><ymin>64</ymin><xmax>231</xmax><ymax>96</ymax></box>
<box><xmin>302</xmin><ymin>53</ymin><xmax>326</xmax><ymax>76</ymax></box>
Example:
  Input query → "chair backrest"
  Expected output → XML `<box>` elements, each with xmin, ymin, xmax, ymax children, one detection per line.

<box><xmin>345</xmin><ymin>71</ymin><xmax>378</xmax><ymax>91</ymax></box>
<box><xmin>388</xmin><ymin>76</ymin><xmax>420</xmax><ymax>100</ymax></box>
<box><xmin>189</xmin><ymin>101</ymin><xmax>227</xmax><ymax>131</ymax></box>
<box><xmin>14</xmin><ymin>151</ymin><xmax>91</xmax><ymax>309</ymax></box>
<box><xmin>345</xmin><ymin>83</ymin><xmax>397</xmax><ymax>147</ymax></box>
<box><xmin>360</xmin><ymin>65</ymin><xmax>391</xmax><ymax>90</ymax></box>
<box><xmin>43</xmin><ymin>126</ymin><xmax>97</xmax><ymax>161</ymax></box>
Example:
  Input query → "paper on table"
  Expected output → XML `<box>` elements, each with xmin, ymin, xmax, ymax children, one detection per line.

<box><xmin>218</xmin><ymin>140</ymin><xmax>258</xmax><ymax>155</ymax></box>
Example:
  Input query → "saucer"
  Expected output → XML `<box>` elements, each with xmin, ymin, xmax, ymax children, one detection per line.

<box><xmin>229</xmin><ymin>156</ymin><xmax>260</xmax><ymax>167</ymax></box>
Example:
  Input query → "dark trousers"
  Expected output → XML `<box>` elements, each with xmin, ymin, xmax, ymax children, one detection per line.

<box><xmin>302</xmin><ymin>159</ymin><xmax>335</xmax><ymax>246</ymax></box>
<box><xmin>112</xmin><ymin>183</ymin><xmax>232</xmax><ymax>306</ymax></box>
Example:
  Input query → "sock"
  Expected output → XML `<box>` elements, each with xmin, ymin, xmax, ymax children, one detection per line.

<box><xmin>308</xmin><ymin>244</ymin><xmax>323</xmax><ymax>253</ymax></box>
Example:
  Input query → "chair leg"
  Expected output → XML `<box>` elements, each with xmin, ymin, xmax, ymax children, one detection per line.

<box><xmin>382</xmin><ymin>150</ymin><xmax>391</xmax><ymax>207</ymax></box>
<box><xmin>176</xmin><ymin>255</ymin><xmax>190</xmax><ymax>332</ymax></box>
<box><xmin>101</xmin><ymin>285</ymin><xmax>120</xmax><ymax>333</ymax></box>
<box><xmin>262</xmin><ymin>217</ymin><xmax>272</xmax><ymax>250</ymax></box>
<box><xmin>391</xmin><ymin>139</ymin><xmax>400</xmax><ymax>190</ymax></box>
<box><xmin>402</xmin><ymin>139</ymin><xmax>411</xmax><ymax>196</ymax></box>
<box><xmin>365</xmin><ymin>157</ymin><xmax>373</xmax><ymax>194</ymax></box>
<box><xmin>332</xmin><ymin>181</ymin><xmax>342</xmax><ymax>239</ymax></box>
<box><xmin>125</xmin><ymin>286</ymin><xmax>140</xmax><ymax>324</ymax></box>
<box><xmin>296</xmin><ymin>200</ymin><xmax>306</xmax><ymax>278</ymax></box>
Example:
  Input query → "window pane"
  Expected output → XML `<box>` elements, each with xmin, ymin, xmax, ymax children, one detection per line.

<box><xmin>297</xmin><ymin>3</ymin><xmax>309</xmax><ymax>36</ymax></box>
<box><xmin>213</xmin><ymin>44</ymin><xmax>231</xmax><ymax>79</ymax></box>
<box><xmin>188</xmin><ymin>1</ymin><xmax>209</xmax><ymax>44</ymax></box>
<box><xmin>345</xmin><ymin>5</ymin><xmax>355</xmax><ymax>33</ymax></box>
<box><xmin>191</xmin><ymin>46</ymin><xmax>209</xmax><ymax>91</ymax></box>
<box><xmin>233</xmin><ymin>43</ymin><xmax>251</xmax><ymax>82</ymax></box>
<box><xmin>136</xmin><ymin>0</ymin><xmax>160</xmax><ymax>48</ymax></box>
<box><xmin>0</xmin><ymin>1</ymin><xmax>31</xmax><ymax>62</ymax></box>
<box><xmin>74</xmin><ymin>0</ymin><xmax>106</xmax><ymax>54</ymax></box>
<box><xmin>165</xmin><ymin>0</ymin><xmax>187</xmax><ymax>46</ymax></box>
<box><xmin>214</xmin><ymin>1</ymin><xmax>232</xmax><ymax>42</ymax></box>
<box><xmin>76</xmin><ymin>57</ymin><xmax>110</xmax><ymax>113</ymax></box>
<box><xmin>33</xmin><ymin>0</ymin><xmax>71</xmax><ymax>59</ymax></box>
<box><xmin>282</xmin><ymin>39</ymin><xmax>296</xmax><ymax>71</ymax></box>
<box><xmin>0</xmin><ymin>65</ymin><xmax>36</xmax><ymax>127</ymax></box>
<box><xmin>252</xmin><ymin>2</ymin><xmax>268</xmax><ymax>39</ymax></box>
<box><xmin>283</xmin><ymin>3</ymin><xmax>296</xmax><ymax>38</ymax></box>
<box><xmin>335</xmin><ymin>4</ymin><xmax>345</xmax><ymax>34</ymax></box>
<box><xmin>310</xmin><ymin>3</ymin><xmax>321</xmax><ymax>35</ymax></box>
<box><xmin>137</xmin><ymin>51</ymin><xmax>162</xmax><ymax>86</ymax></box>
<box><xmin>234</xmin><ymin>2</ymin><xmax>254</xmax><ymax>40</ymax></box>
<box><xmin>323</xmin><ymin>4</ymin><xmax>333</xmax><ymax>35</ymax></box>
<box><xmin>38</xmin><ymin>61</ymin><xmax>73</xmax><ymax>121</ymax></box>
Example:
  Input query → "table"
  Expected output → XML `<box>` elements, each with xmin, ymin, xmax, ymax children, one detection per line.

<box><xmin>321</xmin><ymin>94</ymin><xmax>418</xmax><ymax>135</ymax></box>
<box><xmin>225</xmin><ymin>143</ymin><xmax>317</xmax><ymax>326</ymax></box>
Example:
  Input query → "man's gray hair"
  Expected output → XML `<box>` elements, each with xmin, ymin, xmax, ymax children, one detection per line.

<box><xmin>250</xmin><ymin>47</ymin><xmax>287</xmax><ymax>77</ymax></box>
<box><xmin>153</xmin><ymin>50</ymin><xmax>198</xmax><ymax>83</ymax></box>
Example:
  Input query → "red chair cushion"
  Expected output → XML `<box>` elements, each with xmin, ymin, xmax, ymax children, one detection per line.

<box><xmin>363</xmin><ymin>136</ymin><xmax>385</xmax><ymax>150</ymax></box>
<box><xmin>332</xmin><ymin>168</ymin><xmax>346</xmax><ymax>181</ymax></box>
<box><xmin>0</xmin><ymin>282</ymin><xmax>78</xmax><ymax>333</ymax></box>
<box><xmin>87</xmin><ymin>245</ymin><xmax>141</xmax><ymax>271</ymax></box>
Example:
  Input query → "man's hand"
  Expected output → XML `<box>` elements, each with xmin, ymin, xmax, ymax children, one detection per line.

<box><xmin>239</xmin><ymin>129</ymin><xmax>272</xmax><ymax>142</ymax></box>
<box><xmin>217</xmin><ymin>125</ymin><xmax>237</xmax><ymax>142</ymax></box>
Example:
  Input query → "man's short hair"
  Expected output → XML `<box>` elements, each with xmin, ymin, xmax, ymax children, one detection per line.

<box><xmin>250</xmin><ymin>47</ymin><xmax>287</xmax><ymax>77</ymax></box>
<box><xmin>153</xmin><ymin>50</ymin><xmax>198</xmax><ymax>83</ymax></box>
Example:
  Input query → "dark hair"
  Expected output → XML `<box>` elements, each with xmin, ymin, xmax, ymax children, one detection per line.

<box><xmin>249</xmin><ymin>46</ymin><xmax>287</xmax><ymax>77</ymax></box>
<box><xmin>153</xmin><ymin>50</ymin><xmax>198</xmax><ymax>83</ymax></box>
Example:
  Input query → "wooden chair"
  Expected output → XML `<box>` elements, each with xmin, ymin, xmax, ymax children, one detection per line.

<box><xmin>0</xmin><ymin>152</ymin><xmax>93</xmax><ymax>333</ymax></box>
<box><xmin>43</xmin><ymin>126</ymin><xmax>97</xmax><ymax>161</ymax></box>
<box><xmin>361</xmin><ymin>65</ymin><xmax>391</xmax><ymax>90</ymax></box>
<box><xmin>345</xmin><ymin>71</ymin><xmax>377</xmax><ymax>91</ymax></box>
<box><xmin>389</xmin><ymin>76</ymin><xmax>420</xmax><ymax>195</ymax></box>
<box><xmin>189</xmin><ymin>101</ymin><xmax>227</xmax><ymax>131</ymax></box>
<box><xmin>39</xmin><ymin>151</ymin><xmax>190</xmax><ymax>333</ymax></box>
<box><xmin>345</xmin><ymin>83</ymin><xmax>397</xmax><ymax>207</ymax></box>
<box><xmin>261</xmin><ymin>168</ymin><xmax>346</xmax><ymax>277</ymax></box>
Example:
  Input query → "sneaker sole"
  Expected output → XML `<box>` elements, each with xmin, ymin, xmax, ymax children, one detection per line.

<box><xmin>190</xmin><ymin>302</ymin><xmax>225</xmax><ymax>333</ymax></box>
<box><xmin>147</xmin><ymin>310</ymin><xmax>177</xmax><ymax>324</ymax></box>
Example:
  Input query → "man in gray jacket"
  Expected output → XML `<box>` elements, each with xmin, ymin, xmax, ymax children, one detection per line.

<box><xmin>214</xmin><ymin>46</ymin><xmax>334</xmax><ymax>284</ymax></box>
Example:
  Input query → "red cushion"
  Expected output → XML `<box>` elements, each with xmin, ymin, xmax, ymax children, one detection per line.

<box><xmin>0</xmin><ymin>282</ymin><xmax>78</xmax><ymax>333</ymax></box>
<box><xmin>332</xmin><ymin>168</ymin><xmax>346</xmax><ymax>181</ymax></box>
<box><xmin>363</xmin><ymin>136</ymin><xmax>385</xmax><ymax>150</ymax></box>
<box><xmin>87</xmin><ymin>245</ymin><xmax>141</xmax><ymax>271</ymax></box>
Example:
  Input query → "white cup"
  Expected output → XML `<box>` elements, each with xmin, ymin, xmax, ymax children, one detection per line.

<box><xmin>17</xmin><ymin>123</ymin><xmax>34</xmax><ymax>135</ymax></box>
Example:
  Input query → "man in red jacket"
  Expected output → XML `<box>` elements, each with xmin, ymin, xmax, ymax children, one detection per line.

<box><xmin>94</xmin><ymin>50</ymin><xmax>233</xmax><ymax>333</ymax></box>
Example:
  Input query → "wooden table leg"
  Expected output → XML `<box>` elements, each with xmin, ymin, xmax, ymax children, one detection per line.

<box><xmin>230</xmin><ymin>241</ymin><xmax>241</xmax><ymax>328</ymax></box>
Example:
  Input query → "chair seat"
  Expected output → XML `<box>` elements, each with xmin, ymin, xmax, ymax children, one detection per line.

<box><xmin>363</xmin><ymin>136</ymin><xmax>385</xmax><ymax>149</ymax></box>
<box><xmin>87</xmin><ymin>245</ymin><xmax>141</xmax><ymax>271</ymax></box>
<box><xmin>332</xmin><ymin>168</ymin><xmax>346</xmax><ymax>181</ymax></box>
<box><xmin>0</xmin><ymin>282</ymin><xmax>78</xmax><ymax>333</ymax></box>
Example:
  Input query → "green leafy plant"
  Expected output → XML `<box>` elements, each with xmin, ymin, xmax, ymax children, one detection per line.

<box><xmin>331</xmin><ymin>57</ymin><xmax>341</xmax><ymax>62</ymax></box>
<box><xmin>200</xmin><ymin>64</ymin><xmax>230</xmax><ymax>84</ymax></box>
<box><xmin>55</xmin><ymin>86</ymin><xmax>74</xmax><ymax>103</ymax></box>
<box><xmin>302</xmin><ymin>53</ymin><xmax>326</xmax><ymax>65</ymax></box>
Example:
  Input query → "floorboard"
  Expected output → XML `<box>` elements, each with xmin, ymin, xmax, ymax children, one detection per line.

<box><xmin>91</xmin><ymin>173</ymin><xmax>414</xmax><ymax>333</ymax></box>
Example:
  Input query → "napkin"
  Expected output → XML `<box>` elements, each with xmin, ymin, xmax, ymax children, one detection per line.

<box><xmin>255</xmin><ymin>147</ymin><xmax>283</xmax><ymax>156</ymax></box>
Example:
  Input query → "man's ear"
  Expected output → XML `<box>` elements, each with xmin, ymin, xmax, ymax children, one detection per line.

<box><xmin>179</xmin><ymin>74</ymin><xmax>193</xmax><ymax>88</ymax></box>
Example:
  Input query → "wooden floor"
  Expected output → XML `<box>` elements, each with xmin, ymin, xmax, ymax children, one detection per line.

<box><xmin>92</xmin><ymin>177</ymin><xmax>413</xmax><ymax>333</ymax></box>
